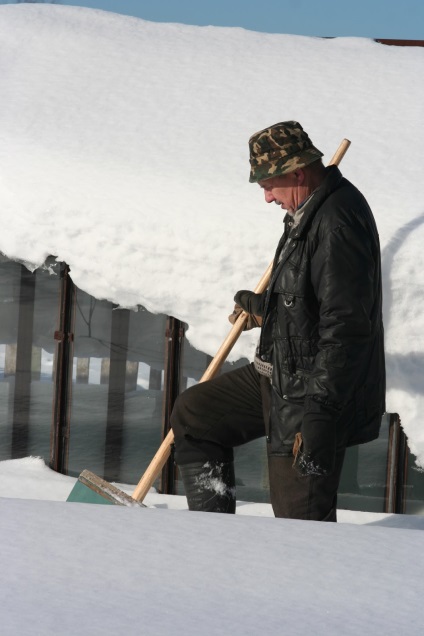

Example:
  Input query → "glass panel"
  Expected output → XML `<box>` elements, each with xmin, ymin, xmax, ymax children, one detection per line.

<box><xmin>0</xmin><ymin>258</ymin><xmax>20</xmax><ymax>460</ymax></box>
<box><xmin>0</xmin><ymin>255</ymin><xmax>60</xmax><ymax>462</ymax></box>
<box><xmin>338</xmin><ymin>414</ymin><xmax>390</xmax><ymax>513</ymax></box>
<box><xmin>233</xmin><ymin>437</ymin><xmax>270</xmax><ymax>503</ymax></box>
<box><xmin>67</xmin><ymin>291</ymin><xmax>113</xmax><ymax>477</ymax></box>
<box><xmin>403</xmin><ymin>452</ymin><xmax>424</xmax><ymax>514</ymax></box>
<box><xmin>121</xmin><ymin>308</ymin><xmax>167</xmax><ymax>485</ymax></box>
<box><xmin>67</xmin><ymin>287</ymin><xmax>167</xmax><ymax>486</ymax></box>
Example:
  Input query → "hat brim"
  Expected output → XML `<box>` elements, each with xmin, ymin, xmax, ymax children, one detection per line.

<box><xmin>249</xmin><ymin>146</ymin><xmax>323</xmax><ymax>183</ymax></box>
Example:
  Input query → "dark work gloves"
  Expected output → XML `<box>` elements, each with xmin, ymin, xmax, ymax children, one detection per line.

<box><xmin>292</xmin><ymin>399</ymin><xmax>338</xmax><ymax>477</ymax></box>
<box><xmin>228</xmin><ymin>290</ymin><xmax>264</xmax><ymax>330</ymax></box>
<box><xmin>234</xmin><ymin>290</ymin><xmax>265</xmax><ymax>315</ymax></box>
<box><xmin>228</xmin><ymin>304</ymin><xmax>262</xmax><ymax>330</ymax></box>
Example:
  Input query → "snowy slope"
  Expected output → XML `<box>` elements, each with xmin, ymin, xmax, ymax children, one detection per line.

<box><xmin>1</xmin><ymin>457</ymin><xmax>424</xmax><ymax>636</ymax></box>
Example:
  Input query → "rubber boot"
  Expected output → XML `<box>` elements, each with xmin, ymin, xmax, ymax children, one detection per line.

<box><xmin>179</xmin><ymin>461</ymin><xmax>236</xmax><ymax>513</ymax></box>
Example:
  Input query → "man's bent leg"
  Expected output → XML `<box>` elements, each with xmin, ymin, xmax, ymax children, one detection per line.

<box><xmin>171</xmin><ymin>363</ymin><xmax>266</xmax><ymax>513</ymax></box>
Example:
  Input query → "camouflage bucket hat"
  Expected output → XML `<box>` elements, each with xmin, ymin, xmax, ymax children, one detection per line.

<box><xmin>248</xmin><ymin>120</ymin><xmax>323</xmax><ymax>183</ymax></box>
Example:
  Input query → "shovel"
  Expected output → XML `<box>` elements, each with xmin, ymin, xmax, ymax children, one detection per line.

<box><xmin>67</xmin><ymin>138</ymin><xmax>351</xmax><ymax>506</ymax></box>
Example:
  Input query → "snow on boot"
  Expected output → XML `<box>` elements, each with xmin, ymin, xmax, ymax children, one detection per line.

<box><xmin>179</xmin><ymin>461</ymin><xmax>236</xmax><ymax>513</ymax></box>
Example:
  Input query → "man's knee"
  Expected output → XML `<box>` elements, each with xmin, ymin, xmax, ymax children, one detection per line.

<box><xmin>171</xmin><ymin>385</ymin><xmax>233</xmax><ymax>465</ymax></box>
<box><xmin>170</xmin><ymin>391</ymin><xmax>189</xmax><ymax>438</ymax></box>
<box><xmin>171</xmin><ymin>383</ymin><xmax>206</xmax><ymax>438</ymax></box>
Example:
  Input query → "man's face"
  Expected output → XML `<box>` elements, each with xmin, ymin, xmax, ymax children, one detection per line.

<box><xmin>258</xmin><ymin>171</ymin><xmax>302</xmax><ymax>215</ymax></box>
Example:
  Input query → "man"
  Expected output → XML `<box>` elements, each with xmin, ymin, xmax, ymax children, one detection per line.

<box><xmin>171</xmin><ymin>121</ymin><xmax>385</xmax><ymax>521</ymax></box>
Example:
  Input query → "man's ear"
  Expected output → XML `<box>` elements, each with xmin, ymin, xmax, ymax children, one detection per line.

<box><xmin>293</xmin><ymin>168</ymin><xmax>305</xmax><ymax>185</ymax></box>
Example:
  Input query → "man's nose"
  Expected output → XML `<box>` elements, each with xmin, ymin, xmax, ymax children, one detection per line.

<box><xmin>264</xmin><ymin>190</ymin><xmax>275</xmax><ymax>203</ymax></box>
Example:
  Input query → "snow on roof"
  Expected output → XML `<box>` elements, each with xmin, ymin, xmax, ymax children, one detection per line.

<box><xmin>1</xmin><ymin>4</ymin><xmax>424</xmax><ymax>463</ymax></box>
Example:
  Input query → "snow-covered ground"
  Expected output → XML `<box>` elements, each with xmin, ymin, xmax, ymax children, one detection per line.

<box><xmin>1</xmin><ymin>456</ymin><xmax>424</xmax><ymax>635</ymax></box>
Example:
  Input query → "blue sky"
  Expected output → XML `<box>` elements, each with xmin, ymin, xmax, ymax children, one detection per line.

<box><xmin>4</xmin><ymin>0</ymin><xmax>424</xmax><ymax>39</ymax></box>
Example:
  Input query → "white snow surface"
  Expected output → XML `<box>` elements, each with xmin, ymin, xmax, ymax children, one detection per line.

<box><xmin>1</xmin><ymin>456</ymin><xmax>424</xmax><ymax>635</ymax></box>
<box><xmin>1</xmin><ymin>5</ymin><xmax>424</xmax><ymax>461</ymax></box>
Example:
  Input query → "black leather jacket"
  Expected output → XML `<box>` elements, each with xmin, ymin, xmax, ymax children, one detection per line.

<box><xmin>240</xmin><ymin>166</ymin><xmax>385</xmax><ymax>473</ymax></box>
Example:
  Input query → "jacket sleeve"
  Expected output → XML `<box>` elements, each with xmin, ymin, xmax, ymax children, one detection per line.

<box><xmin>310</xmin><ymin>217</ymin><xmax>377</xmax><ymax>403</ymax></box>
<box><xmin>294</xmin><ymin>215</ymin><xmax>378</xmax><ymax>476</ymax></box>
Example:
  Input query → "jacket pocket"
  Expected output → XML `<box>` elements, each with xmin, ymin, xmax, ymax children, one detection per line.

<box><xmin>269</xmin><ymin>387</ymin><xmax>305</xmax><ymax>455</ymax></box>
<box><xmin>272</xmin><ymin>369</ymin><xmax>309</xmax><ymax>403</ymax></box>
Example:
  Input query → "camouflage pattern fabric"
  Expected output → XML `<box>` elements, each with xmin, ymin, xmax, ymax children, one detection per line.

<box><xmin>249</xmin><ymin>120</ymin><xmax>323</xmax><ymax>183</ymax></box>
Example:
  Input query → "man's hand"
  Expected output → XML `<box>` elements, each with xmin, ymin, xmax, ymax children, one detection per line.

<box><xmin>228</xmin><ymin>289</ymin><xmax>264</xmax><ymax>330</ymax></box>
<box><xmin>228</xmin><ymin>304</ymin><xmax>262</xmax><ymax>330</ymax></box>
<box><xmin>292</xmin><ymin>399</ymin><xmax>338</xmax><ymax>477</ymax></box>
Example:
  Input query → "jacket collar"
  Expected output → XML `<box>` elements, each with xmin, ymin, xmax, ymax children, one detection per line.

<box><xmin>287</xmin><ymin>165</ymin><xmax>343</xmax><ymax>239</ymax></box>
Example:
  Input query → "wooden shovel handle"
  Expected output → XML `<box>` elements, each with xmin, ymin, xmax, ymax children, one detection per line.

<box><xmin>328</xmin><ymin>138</ymin><xmax>351</xmax><ymax>167</ymax></box>
<box><xmin>131</xmin><ymin>138</ymin><xmax>351</xmax><ymax>502</ymax></box>
<box><xmin>131</xmin><ymin>268</ymin><xmax>269</xmax><ymax>502</ymax></box>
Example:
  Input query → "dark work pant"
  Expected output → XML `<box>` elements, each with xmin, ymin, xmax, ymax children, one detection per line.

<box><xmin>171</xmin><ymin>362</ymin><xmax>347</xmax><ymax>521</ymax></box>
